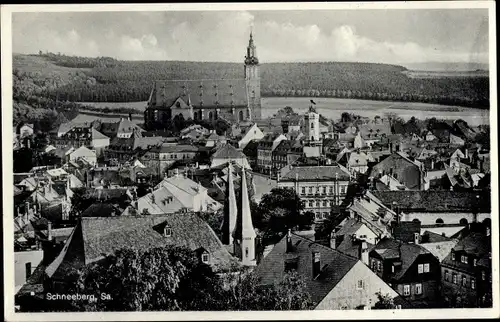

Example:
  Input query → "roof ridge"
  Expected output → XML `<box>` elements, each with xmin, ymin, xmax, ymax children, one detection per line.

<box><xmin>290</xmin><ymin>232</ymin><xmax>359</xmax><ymax>262</ymax></box>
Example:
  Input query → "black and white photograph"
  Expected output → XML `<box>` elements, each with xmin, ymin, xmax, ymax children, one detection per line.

<box><xmin>2</xmin><ymin>2</ymin><xmax>498</xmax><ymax>320</ymax></box>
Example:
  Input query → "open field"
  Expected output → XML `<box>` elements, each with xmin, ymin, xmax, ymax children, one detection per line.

<box><xmin>261</xmin><ymin>97</ymin><xmax>490</xmax><ymax>126</ymax></box>
<box><xmin>71</xmin><ymin>96</ymin><xmax>490</xmax><ymax>127</ymax></box>
<box><xmin>78</xmin><ymin>101</ymin><xmax>147</xmax><ymax>111</ymax></box>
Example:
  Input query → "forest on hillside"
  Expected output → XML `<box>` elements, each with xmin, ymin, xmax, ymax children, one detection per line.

<box><xmin>12</xmin><ymin>53</ymin><xmax>489</xmax><ymax>129</ymax></box>
<box><xmin>16</xmin><ymin>53</ymin><xmax>489</xmax><ymax>107</ymax></box>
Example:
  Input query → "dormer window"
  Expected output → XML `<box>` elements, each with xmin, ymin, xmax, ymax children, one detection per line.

<box><xmin>163</xmin><ymin>225</ymin><xmax>172</xmax><ymax>237</ymax></box>
<box><xmin>201</xmin><ymin>252</ymin><xmax>210</xmax><ymax>264</ymax></box>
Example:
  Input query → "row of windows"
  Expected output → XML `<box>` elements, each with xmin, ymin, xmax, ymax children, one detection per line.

<box><xmin>403</xmin><ymin>283</ymin><xmax>423</xmax><ymax>296</ymax></box>
<box><xmin>272</xmin><ymin>155</ymin><xmax>287</xmax><ymax>161</ymax></box>
<box><xmin>304</xmin><ymin>199</ymin><xmax>337</xmax><ymax>208</ymax></box>
<box><xmin>300</xmin><ymin>185</ymin><xmax>347</xmax><ymax>195</ymax></box>
<box><xmin>315</xmin><ymin>212</ymin><xmax>328</xmax><ymax>220</ymax></box>
<box><xmin>444</xmin><ymin>271</ymin><xmax>476</xmax><ymax>289</ymax></box>
<box><xmin>451</xmin><ymin>252</ymin><xmax>478</xmax><ymax>266</ymax></box>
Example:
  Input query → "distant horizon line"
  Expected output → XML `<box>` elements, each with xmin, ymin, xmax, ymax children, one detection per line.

<box><xmin>13</xmin><ymin>52</ymin><xmax>490</xmax><ymax>68</ymax></box>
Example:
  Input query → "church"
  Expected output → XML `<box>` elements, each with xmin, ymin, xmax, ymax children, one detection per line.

<box><xmin>144</xmin><ymin>33</ymin><xmax>262</xmax><ymax>129</ymax></box>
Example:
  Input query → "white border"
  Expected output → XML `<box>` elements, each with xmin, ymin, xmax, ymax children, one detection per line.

<box><xmin>2</xmin><ymin>2</ymin><xmax>498</xmax><ymax>321</ymax></box>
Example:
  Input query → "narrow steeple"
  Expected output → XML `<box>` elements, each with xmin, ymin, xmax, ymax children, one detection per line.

<box><xmin>222</xmin><ymin>162</ymin><xmax>238</xmax><ymax>245</ymax></box>
<box><xmin>233</xmin><ymin>167</ymin><xmax>257</xmax><ymax>266</ymax></box>
<box><xmin>240</xmin><ymin>167</ymin><xmax>256</xmax><ymax>239</ymax></box>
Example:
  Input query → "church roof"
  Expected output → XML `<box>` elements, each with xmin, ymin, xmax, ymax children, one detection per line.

<box><xmin>149</xmin><ymin>79</ymin><xmax>249</xmax><ymax>109</ymax></box>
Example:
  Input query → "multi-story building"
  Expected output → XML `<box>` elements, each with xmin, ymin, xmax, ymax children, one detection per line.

<box><xmin>141</xmin><ymin>144</ymin><xmax>200</xmax><ymax>176</ymax></box>
<box><xmin>369</xmin><ymin>238</ymin><xmax>441</xmax><ymax>308</ymax></box>
<box><xmin>256</xmin><ymin>133</ymin><xmax>287</xmax><ymax>175</ymax></box>
<box><xmin>271</xmin><ymin>140</ymin><xmax>303</xmax><ymax>178</ymax></box>
<box><xmin>54</xmin><ymin>124</ymin><xmax>110</xmax><ymax>157</ymax></box>
<box><xmin>441</xmin><ymin>229</ymin><xmax>492</xmax><ymax>308</ymax></box>
<box><xmin>278</xmin><ymin>165</ymin><xmax>351</xmax><ymax>222</ymax></box>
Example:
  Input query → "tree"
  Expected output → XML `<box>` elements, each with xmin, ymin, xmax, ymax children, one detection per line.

<box><xmin>67</xmin><ymin>246</ymin><xmax>225</xmax><ymax>311</ymax></box>
<box><xmin>372</xmin><ymin>292</ymin><xmax>397</xmax><ymax>309</ymax></box>
<box><xmin>254</xmin><ymin>188</ymin><xmax>309</xmax><ymax>245</ymax></box>
<box><xmin>221</xmin><ymin>270</ymin><xmax>314</xmax><ymax>311</ymax></box>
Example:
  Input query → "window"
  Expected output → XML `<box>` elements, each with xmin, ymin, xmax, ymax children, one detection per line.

<box><xmin>309</xmin><ymin>200</ymin><xmax>313</xmax><ymax>208</ymax></box>
<box><xmin>245</xmin><ymin>247</ymin><xmax>249</xmax><ymax>258</ymax></box>
<box><xmin>415</xmin><ymin>283</ymin><xmax>422</xmax><ymax>295</ymax></box>
<box><xmin>308</xmin><ymin>187</ymin><xmax>312</xmax><ymax>194</ymax></box>
<box><xmin>163</xmin><ymin>226</ymin><xmax>172</xmax><ymax>237</ymax></box>
<box><xmin>424</xmin><ymin>263</ymin><xmax>430</xmax><ymax>273</ymax></box>
<box><xmin>201</xmin><ymin>253</ymin><xmax>210</xmax><ymax>264</ymax></box>
<box><xmin>371</xmin><ymin>259</ymin><xmax>376</xmax><ymax>271</ymax></box>
<box><xmin>377</xmin><ymin>261</ymin><xmax>381</xmax><ymax>272</ymax></box>
<box><xmin>453</xmin><ymin>273</ymin><xmax>457</xmax><ymax>284</ymax></box>
<box><xmin>301</xmin><ymin>187</ymin><xmax>306</xmax><ymax>194</ymax></box>
<box><xmin>329</xmin><ymin>186</ymin><xmax>334</xmax><ymax>194</ymax></box>
<box><xmin>395</xmin><ymin>305</ymin><xmax>402</xmax><ymax>310</ymax></box>
<box><xmin>473</xmin><ymin>258</ymin><xmax>477</xmax><ymax>266</ymax></box>
<box><xmin>25</xmin><ymin>262</ymin><xmax>32</xmax><ymax>280</ymax></box>
<box><xmin>357</xmin><ymin>279</ymin><xmax>365</xmax><ymax>289</ymax></box>
<box><xmin>445</xmin><ymin>270</ymin><xmax>449</xmax><ymax>281</ymax></box>
<box><xmin>482</xmin><ymin>271</ymin><xmax>486</xmax><ymax>281</ymax></box>
<box><xmin>403</xmin><ymin>285</ymin><xmax>410</xmax><ymax>296</ymax></box>
<box><xmin>418</xmin><ymin>264</ymin><xmax>424</xmax><ymax>274</ymax></box>
<box><xmin>462</xmin><ymin>276</ymin><xmax>467</xmax><ymax>287</ymax></box>
<box><xmin>322</xmin><ymin>200</ymin><xmax>327</xmax><ymax>207</ymax></box>
<box><xmin>471</xmin><ymin>278</ymin><xmax>476</xmax><ymax>290</ymax></box>
<box><xmin>461</xmin><ymin>255</ymin><xmax>468</xmax><ymax>264</ymax></box>
<box><xmin>451</xmin><ymin>251</ymin><xmax>455</xmax><ymax>261</ymax></box>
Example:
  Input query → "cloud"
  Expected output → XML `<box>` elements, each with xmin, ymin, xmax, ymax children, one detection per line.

<box><xmin>255</xmin><ymin>20</ymin><xmax>487</xmax><ymax>64</ymax></box>
<box><xmin>11</xmin><ymin>11</ymin><xmax>488</xmax><ymax>64</ymax></box>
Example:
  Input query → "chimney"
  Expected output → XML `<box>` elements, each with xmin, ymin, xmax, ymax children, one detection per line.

<box><xmin>312</xmin><ymin>251</ymin><xmax>321</xmax><ymax>278</ymax></box>
<box><xmin>414</xmin><ymin>232</ymin><xmax>420</xmax><ymax>244</ymax></box>
<box><xmin>47</xmin><ymin>221</ymin><xmax>53</xmax><ymax>241</ymax></box>
<box><xmin>330</xmin><ymin>230</ymin><xmax>337</xmax><ymax>249</ymax></box>
<box><xmin>359</xmin><ymin>241</ymin><xmax>369</xmax><ymax>265</ymax></box>
<box><xmin>286</xmin><ymin>229</ymin><xmax>293</xmax><ymax>252</ymax></box>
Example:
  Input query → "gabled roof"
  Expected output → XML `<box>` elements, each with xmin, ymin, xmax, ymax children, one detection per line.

<box><xmin>371</xmin><ymin>238</ymin><xmax>431</xmax><ymax>281</ymax></box>
<box><xmin>254</xmin><ymin>233</ymin><xmax>358</xmax><ymax>305</ymax></box>
<box><xmin>212</xmin><ymin>143</ymin><xmax>246</xmax><ymax>160</ymax></box>
<box><xmin>280</xmin><ymin>166</ymin><xmax>350</xmax><ymax>182</ymax></box>
<box><xmin>149</xmin><ymin>79</ymin><xmax>248</xmax><ymax>109</ymax></box>
<box><xmin>370</xmin><ymin>190</ymin><xmax>490</xmax><ymax>213</ymax></box>
<box><xmin>46</xmin><ymin>213</ymin><xmax>237</xmax><ymax>279</ymax></box>
<box><xmin>441</xmin><ymin>232</ymin><xmax>491</xmax><ymax>272</ymax></box>
<box><xmin>419</xmin><ymin>240</ymin><xmax>458</xmax><ymax>262</ymax></box>
<box><xmin>91</xmin><ymin>128</ymin><xmax>109</xmax><ymax>140</ymax></box>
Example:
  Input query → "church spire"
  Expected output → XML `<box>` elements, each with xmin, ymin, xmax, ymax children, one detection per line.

<box><xmin>233</xmin><ymin>167</ymin><xmax>257</xmax><ymax>266</ymax></box>
<box><xmin>245</xmin><ymin>31</ymin><xmax>258</xmax><ymax>65</ymax></box>
<box><xmin>222</xmin><ymin>162</ymin><xmax>238</xmax><ymax>245</ymax></box>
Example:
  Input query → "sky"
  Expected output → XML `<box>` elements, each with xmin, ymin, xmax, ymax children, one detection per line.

<box><xmin>11</xmin><ymin>9</ymin><xmax>489</xmax><ymax>65</ymax></box>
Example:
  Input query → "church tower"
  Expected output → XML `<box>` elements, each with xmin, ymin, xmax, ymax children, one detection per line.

<box><xmin>232</xmin><ymin>168</ymin><xmax>257</xmax><ymax>266</ymax></box>
<box><xmin>222</xmin><ymin>162</ymin><xmax>238</xmax><ymax>245</ymax></box>
<box><xmin>244</xmin><ymin>32</ymin><xmax>262</xmax><ymax>120</ymax></box>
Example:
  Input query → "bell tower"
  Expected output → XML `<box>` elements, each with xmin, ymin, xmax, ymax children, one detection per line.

<box><xmin>244</xmin><ymin>31</ymin><xmax>261</xmax><ymax>120</ymax></box>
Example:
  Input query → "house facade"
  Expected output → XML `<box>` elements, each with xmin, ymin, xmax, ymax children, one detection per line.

<box><xmin>369</xmin><ymin>238</ymin><xmax>441</xmax><ymax>308</ymax></box>
<box><xmin>278</xmin><ymin>166</ymin><xmax>351</xmax><ymax>222</ymax></box>
<box><xmin>441</xmin><ymin>231</ymin><xmax>492</xmax><ymax>308</ymax></box>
